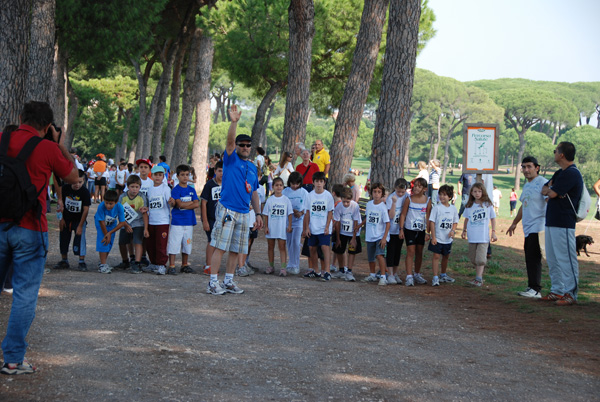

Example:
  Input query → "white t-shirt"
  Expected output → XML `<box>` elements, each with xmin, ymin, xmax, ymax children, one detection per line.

<box><xmin>365</xmin><ymin>200</ymin><xmax>390</xmax><ymax>242</ymax></box>
<box><xmin>429</xmin><ymin>203</ymin><xmax>459</xmax><ymax>244</ymax></box>
<box><xmin>274</xmin><ymin>162</ymin><xmax>294</xmax><ymax>176</ymax></box>
<box><xmin>283</xmin><ymin>187</ymin><xmax>309</xmax><ymax>228</ymax></box>
<box><xmin>108</xmin><ymin>170</ymin><xmax>117</xmax><ymax>187</ymax></box>
<box><xmin>262</xmin><ymin>194</ymin><xmax>293</xmax><ymax>240</ymax></box>
<box><xmin>386</xmin><ymin>192</ymin><xmax>408</xmax><ymax>235</ymax></box>
<box><xmin>463</xmin><ymin>202</ymin><xmax>496</xmax><ymax>243</ymax></box>
<box><xmin>307</xmin><ymin>190</ymin><xmax>334</xmax><ymax>235</ymax></box>
<box><xmin>75</xmin><ymin>159</ymin><xmax>84</xmax><ymax>171</ymax></box>
<box><xmin>257</xmin><ymin>185</ymin><xmax>266</xmax><ymax>204</ymax></box>
<box><xmin>520</xmin><ymin>175</ymin><xmax>547</xmax><ymax>237</ymax></box>
<box><xmin>147</xmin><ymin>183</ymin><xmax>171</xmax><ymax>225</ymax></box>
<box><xmin>492</xmin><ymin>189</ymin><xmax>502</xmax><ymax>206</ymax></box>
<box><xmin>333</xmin><ymin>201</ymin><xmax>362</xmax><ymax>237</ymax></box>
<box><xmin>404</xmin><ymin>196</ymin><xmax>429</xmax><ymax>232</ymax></box>
<box><xmin>139</xmin><ymin>176</ymin><xmax>153</xmax><ymax>199</ymax></box>
<box><xmin>116</xmin><ymin>169</ymin><xmax>127</xmax><ymax>186</ymax></box>
<box><xmin>87</xmin><ymin>167</ymin><xmax>95</xmax><ymax>182</ymax></box>
<box><xmin>255</xmin><ymin>155</ymin><xmax>265</xmax><ymax>173</ymax></box>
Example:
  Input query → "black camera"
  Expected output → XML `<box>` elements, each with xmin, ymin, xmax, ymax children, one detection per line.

<box><xmin>44</xmin><ymin>123</ymin><xmax>62</xmax><ymax>142</ymax></box>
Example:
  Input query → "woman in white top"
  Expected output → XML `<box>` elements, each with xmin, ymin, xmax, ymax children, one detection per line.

<box><xmin>428</xmin><ymin>159</ymin><xmax>441</xmax><ymax>203</ymax></box>
<box><xmin>416</xmin><ymin>161</ymin><xmax>429</xmax><ymax>184</ymax></box>
<box><xmin>275</xmin><ymin>151</ymin><xmax>295</xmax><ymax>186</ymax></box>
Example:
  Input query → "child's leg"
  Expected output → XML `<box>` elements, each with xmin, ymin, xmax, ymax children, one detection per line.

<box><xmin>156</xmin><ymin>224</ymin><xmax>169</xmax><ymax>266</ymax></box>
<box><xmin>277</xmin><ymin>239</ymin><xmax>287</xmax><ymax>268</ymax></box>
<box><xmin>348</xmin><ymin>253</ymin><xmax>356</xmax><ymax>271</ymax></box>
<box><xmin>414</xmin><ymin>244</ymin><xmax>424</xmax><ymax>274</ymax></box>
<box><xmin>127</xmin><ymin>243</ymin><xmax>135</xmax><ymax>260</ymax></box>
<box><xmin>267</xmin><ymin>239</ymin><xmax>276</xmax><ymax>266</ymax></box>
<box><xmin>309</xmin><ymin>246</ymin><xmax>319</xmax><ymax>272</ymax></box>
<box><xmin>476</xmin><ymin>264</ymin><xmax>485</xmax><ymax>279</ymax></box>
<box><xmin>134</xmin><ymin>243</ymin><xmax>143</xmax><ymax>262</ymax></box>
<box><xmin>237</xmin><ymin>252</ymin><xmax>246</xmax><ymax>268</ymax></box>
<box><xmin>169</xmin><ymin>254</ymin><xmax>176</xmax><ymax>267</ymax></box>
<box><xmin>441</xmin><ymin>254</ymin><xmax>450</xmax><ymax>274</ymax></box>
<box><xmin>119</xmin><ymin>244</ymin><xmax>129</xmax><ymax>262</ymax></box>
<box><xmin>99</xmin><ymin>252</ymin><xmax>108</xmax><ymax>264</ymax></box>
<box><xmin>59</xmin><ymin>225</ymin><xmax>71</xmax><ymax>260</ymax></box>
<box><xmin>146</xmin><ymin>226</ymin><xmax>157</xmax><ymax>264</ymax></box>
<box><xmin>182</xmin><ymin>253</ymin><xmax>189</xmax><ymax>266</ymax></box>
<box><xmin>320</xmin><ymin>245</ymin><xmax>331</xmax><ymax>273</ymax></box>
<box><xmin>369</xmin><ymin>261</ymin><xmax>376</xmax><ymax>273</ymax></box>
<box><xmin>405</xmin><ymin>245</ymin><xmax>415</xmax><ymax>275</ymax></box>
<box><xmin>432</xmin><ymin>252</ymin><xmax>441</xmax><ymax>277</ymax></box>
<box><xmin>376</xmin><ymin>255</ymin><xmax>386</xmax><ymax>276</ymax></box>
<box><xmin>79</xmin><ymin>222</ymin><xmax>87</xmax><ymax>262</ymax></box>
<box><xmin>286</xmin><ymin>226</ymin><xmax>301</xmax><ymax>269</ymax></box>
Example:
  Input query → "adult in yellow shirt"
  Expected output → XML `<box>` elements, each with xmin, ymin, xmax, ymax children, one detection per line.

<box><xmin>313</xmin><ymin>139</ymin><xmax>330</xmax><ymax>177</ymax></box>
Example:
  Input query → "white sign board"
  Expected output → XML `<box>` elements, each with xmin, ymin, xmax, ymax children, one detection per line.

<box><xmin>462</xmin><ymin>124</ymin><xmax>500</xmax><ymax>173</ymax></box>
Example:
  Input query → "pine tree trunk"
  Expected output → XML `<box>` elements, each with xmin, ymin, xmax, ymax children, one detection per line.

<box><xmin>213</xmin><ymin>95</ymin><xmax>222</xmax><ymax>124</ymax></box>
<box><xmin>50</xmin><ymin>41</ymin><xmax>68</xmax><ymax>129</ymax></box>
<box><xmin>250</xmin><ymin>81</ymin><xmax>285</xmax><ymax>158</ymax></box>
<box><xmin>280</xmin><ymin>0</ymin><xmax>315</xmax><ymax>156</ymax></box>
<box><xmin>131</xmin><ymin>58</ymin><xmax>148</xmax><ymax>160</ymax></box>
<box><xmin>261</xmin><ymin>100</ymin><xmax>276</xmax><ymax>149</ymax></box>
<box><xmin>118</xmin><ymin>108</ymin><xmax>133</xmax><ymax>161</ymax></box>
<box><xmin>328</xmin><ymin>0</ymin><xmax>389</xmax><ymax>188</ymax></box>
<box><xmin>514</xmin><ymin>128</ymin><xmax>527</xmax><ymax>191</ymax></box>
<box><xmin>0</xmin><ymin>0</ymin><xmax>31</xmax><ymax>127</ymax></box>
<box><xmin>64</xmin><ymin>77</ymin><xmax>78</xmax><ymax>150</ymax></box>
<box><xmin>551</xmin><ymin>121</ymin><xmax>558</xmax><ymax>144</ymax></box>
<box><xmin>433</xmin><ymin>114</ymin><xmax>442</xmax><ymax>160</ymax></box>
<box><xmin>370</xmin><ymin>0</ymin><xmax>421</xmax><ymax>190</ymax></box>
<box><xmin>440</xmin><ymin>118</ymin><xmax>463</xmax><ymax>184</ymax></box>
<box><xmin>171</xmin><ymin>29</ymin><xmax>204</xmax><ymax>167</ymax></box>
<box><xmin>151</xmin><ymin>43</ymin><xmax>178</xmax><ymax>158</ymax></box>
<box><xmin>191</xmin><ymin>37</ymin><xmax>214</xmax><ymax>192</ymax></box>
<box><xmin>25</xmin><ymin>0</ymin><xmax>55</xmax><ymax>104</ymax></box>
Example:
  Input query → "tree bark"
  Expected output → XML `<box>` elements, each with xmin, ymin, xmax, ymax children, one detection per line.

<box><xmin>328</xmin><ymin>0</ymin><xmax>389</xmax><ymax>188</ymax></box>
<box><xmin>213</xmin><ymin>94</ymin><xmax>222</xmax><ymax>124</ymax></box>
<box><xmin>261</xmin><ymin>100</ymin><xmax>277</xmax><ymax>149</ymax></box>
<box><xmin>151</xmin><ymin>42</ymin><xmax>179</xmax><ymax>158</ymax></box>
<box><xmin>250</xmin><ymin>81</ymin><xmax>286</xmax><ymax>157</ymax></box>
<box><xmin>0</xmin><ymin>0</ymin><xmax>32</xmax><ymax>127</ymax></box>
<box><xmin>131</xmin><ymin>57</ymin><xmax>148</xmax><ymax>160</ymax></box>
<box><xmin>191</xmin><ymin>37</ymin><xmax>214</xmax><ymax>192</ymax></box>
<box><xmin>64</xmin><ymin>77</ymin><xmax>78</xmax><ymax>150</ymax></box>
<box><xmin>433</xmin><ymin>114</ymin><xmax>442</xmax><ymax>160</ymax></box>
<box><xmin>440</xmin><ymin>117</ymin><xmax>464</xmax><ymax>184</ymax></box>
<box><xmin>118</xmin><ymin>108</ymin><xmax>134</xmax><ymax>162</ymax></box>
<box><xmin>171</xmin><ymin>29</ymin><xmax>204</xmax><ymax>167</ymax></box>
<box><xmin>551</xmin><ymin>121</ymin><xmax>558</xmax><ymax>144</ymax></box>
<box><xmin>25</xmin><ymin>0</ymin><xmax>55</xmax><ymax>104</ymax></box>
<box><xmin>50</xmin><ymin>41</ymin><xmax>68</xmax><ymax>129</ymax></box>
<box><xmin>280</xmin><ymin>0</ymin><xmax>315</xmax><ymax>156</ymax></box>
<box><xmin>370</xmin><ymin>0</ymin><xmax>421</xmax><ymax>190</ymax></box>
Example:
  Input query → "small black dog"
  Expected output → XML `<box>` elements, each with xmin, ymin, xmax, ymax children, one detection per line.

<box><xmin>576</xmin><ymin>235</ymin><xmax>594</xmax><ymax>257</ymax></box>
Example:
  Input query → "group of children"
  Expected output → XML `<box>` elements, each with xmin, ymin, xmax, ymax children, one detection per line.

<box><xmin>55</xmin><ymin>158</ymin><xmax>498</xmax><ymax>287</ymax></box>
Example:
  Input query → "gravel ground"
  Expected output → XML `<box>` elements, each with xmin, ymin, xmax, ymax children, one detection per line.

<box><xmin>1</xmin><ymin>205</ymin><xmax>599</xmax><ymax>401</ymax></box>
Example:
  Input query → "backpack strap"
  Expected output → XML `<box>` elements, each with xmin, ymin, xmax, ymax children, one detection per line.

<box><xmin>0</xmin><ymin>130</ymin><xmax>12</xmax><ymax>156</ymax></box>
<box><xmin>15</xmin><ymin>135</ymin><xmax>43</xmax><ymax>162</ymax></box>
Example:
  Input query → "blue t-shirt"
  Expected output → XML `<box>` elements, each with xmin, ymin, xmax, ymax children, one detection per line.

<box><xmin>220</xmin><ymin>150</ymin><xmax>259</xmax><ymax>213</ymax></box>
<box><xmin>546</xmin><ymin>164</ymin><xmax>583</xmax><ymax>229</ymax></box>
<box><xmin>171</xmin><ymin>184</ymin><xmax>198</xmax><ymax>226</ymax></box>
<box><xmin>158</xmin><ymin>162</ymin><xmax>171</xmax><ymax>176</ymax></box>
<box><xmin>94</xmin><ymin>202</ymin><xmax>125</xmax><ymax>231</ymax></box>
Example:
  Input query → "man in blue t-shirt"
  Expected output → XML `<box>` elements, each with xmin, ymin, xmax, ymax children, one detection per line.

<box><xmin>541</xmin><ymin>142</ymin><xmax>583</xmax><ymax>306</ymax></box>
<box><xmin>207</xmin><ymin>105</ymin><xmax>263</xmax><ymax>296</ymax></box>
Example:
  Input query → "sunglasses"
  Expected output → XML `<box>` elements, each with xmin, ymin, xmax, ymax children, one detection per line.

<box><xmin>237</xmin><ymin>143</ymin><xmax>252</xmax><ymax>148</ymax></box>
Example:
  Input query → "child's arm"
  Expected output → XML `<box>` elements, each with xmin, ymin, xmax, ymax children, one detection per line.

<box><xmin>461</xmin><ymin>218</ymin><xmax>469</xmax><ymax>240</ymax></box>
<box><xmin>201</xmin><ymin>199</ymin><xmax>210</xmax><ymax>231</ymax></box>
<box><xmin>168</xmin><ymin>197</ymin><xmax>176</xmax><ymax>207</ymax></box>
<box><xmin>76</xmin><ymin>206</ymin><xmax>90</xmax><ymax>235</ymax></box>
<box><xmin>430</xmin><ymin>218</ymin><xmax>437</xmax><ymax>245</ymax></box>
<box><xmin>398</xmin><ymin>198</ymin><xmax>410</xmax><ymax>239</ymax></box>
<box><xmin>388</xmin><ymin>196</ymin><xmax>397</xmax><ymax>220</ymax></box>
<box><xmin>263</xmin><ymin>214</ymin><xmax>269</xmax><ymax>234</ymax></box>
<box><xmin>490</xmin><ymin>217</ymin><xmax>498</xmax><ymax>242</ymax></box>
<box><xmin>143</xmin><ymin>210</ymin><xmax>149</xmax><ymax>238</ymax></box>
<box><xmin>324</xmin><ymin>210</ymin><xmax>333</xmax><ymax>236</ymax></box>
<box><xmin>380</xmin><ymin>221</ymin><xmax>390</xmax><ymax>248</ymax></box>
<box><xmin>424</xmin><ymin>199</ymin><xmax>432</xmax><ymax>242</ymax></box>
<box><xmin>287</xmin><ymin>212</ymin><xmax>293</xmax><ymax>233</ymax></box>
<box><xmin>303</xmin><ymin>210</ymin><xmax>310</xmax><ymax>237</ymax></box>
<box><xmin>450</xmin><ymin>222</ymin><xmax>458</xmax><ymax>239</ymax></box>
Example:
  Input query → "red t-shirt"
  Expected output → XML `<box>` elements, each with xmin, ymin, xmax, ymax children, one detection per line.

<box><xmin>295</xmin><ymin>162</ymin><xmax>320</xmax><ymax>185</ymax></box>
<box><xmin>0</xmin><ymin>125</ymin><xmax>73</xmax><ymax>232</ymax></box>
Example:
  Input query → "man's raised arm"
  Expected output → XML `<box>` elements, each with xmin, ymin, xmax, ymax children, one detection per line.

<box><xmin>225</xmin><ymin>105</ymin><xmax>242</xmax><ymax>156</ymax></box>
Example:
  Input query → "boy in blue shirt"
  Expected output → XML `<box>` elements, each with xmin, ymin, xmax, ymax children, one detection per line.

<box><xmin>95</xmin><ymin>190</ymin><xmax>127</xmax><ymax>273</ymax></box>
<box><xmin>168</xmin><ymin>164</ymin><xmax>200</xmax><ymax>275</ymax></box>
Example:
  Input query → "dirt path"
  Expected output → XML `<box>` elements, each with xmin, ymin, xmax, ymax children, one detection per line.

<box><xmin>1</xmin><ymin>205</ymin><xmax>599</xmax><ymax>401</ymax></box>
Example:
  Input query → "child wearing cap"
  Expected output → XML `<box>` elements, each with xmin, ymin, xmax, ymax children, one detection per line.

<box><xmin>145</xmin><ymin>165</ymin><xmax>175</xmax><ymax>275</ymax></box>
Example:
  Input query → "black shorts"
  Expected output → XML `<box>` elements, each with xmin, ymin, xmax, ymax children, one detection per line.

<box><xmin>95</xmin><ymin>177</ymin><xmax>107</xmax><ymax>186</ymax></box>
<box><xmin>386</xmin><ymin>234</ymin><xmax>404</xmax><ymax>267</ymax></box>
<box><xmin>404</xmin><ymin>228</ymin><xmax>425</xmax><ymax>246</ymax></box>
<box><xmin>249</xmin><ymin>228</ymin><xmax>258</xmax><ymax>239</ymax></box>
<box><xmin>427</xmin><ymin>241</ymin><xmax>452</xmax><ymax>256</ymax></box>
<box><xmin>116</xmin><ymin>184</ymin><xmax>125</xmax><ymax>192</ymax></box>
<box><xmin>119</xmin><ymin>226</ymin><xmax>145</xmax><ymax>245</ymax></box>
<box><xmin>332</xmin><ymin>234</ymin><xmax>362</xmax><ymax>255</ymax></box>
<box><xmin>205</xmin><ymin>220</ymin><xmax>215</xmax><ymax>242</ymax></box>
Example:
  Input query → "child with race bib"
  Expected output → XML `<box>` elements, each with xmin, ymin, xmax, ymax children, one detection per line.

<box><xmin>263</xmin><ymin>177</ymin><xmax>294</xmax><ymax>276</ymax></box>
<box><xmin>361</xmin><ymin>183</ymin><xmax>391</xmax><ymax>285</ymax></box>
<box><xmin>385</xmin><ymin>178</ymin><xmax>409</xmax><ymax>284</ymax></box>
<box><xmin>399</xmin><ymin>177</ymin><xmax>432</xmax><ymax>287</ymax></box>
<box><xmin>428</xmin><ymin>184</ymin><xmax>459</xmax><ymax>286</ymax></box>
<box><xmin>115</xmin><ymin>174</ymin><xmax>149</xmax><ymax>274</ymax></box>
<box><xmin>146</xmin><ymin>165</ymin><xmax>175</xmax><ymax>275</ymax></box>
<box><xmin>461</xmin><ymin>182</ymin><xmax>497</xmax><ymax>286</ymax></box>
<box><xmin>282</xmin><ymin>172</ymin><xmax>309</xmax><ymax>275</ymax></box>
<box><xmin>94</xmin><ymin>190</ymin><xmax>127</xmax><ymax>274</ymax></box>
<box><xmin>332</xmin><ymin>187</ymin><xmax>362</xmax><ymax>282</ymax></box>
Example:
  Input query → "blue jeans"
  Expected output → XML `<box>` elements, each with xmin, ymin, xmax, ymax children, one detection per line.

<box><xmin>0</xmin><ymin>223</ymin><xmax>48</xmax><ymax>363</ymax></box>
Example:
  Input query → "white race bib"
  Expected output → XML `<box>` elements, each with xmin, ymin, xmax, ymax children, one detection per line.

<box><xmin>211</xmin><ymin>186</ymin><xmax>221</xmax><ymax>201</ymax></box>
<box><xmin>412</xmin><ymin>218</ymin><xmax>424</xmax><ymax>231</ymax></box>
<box><xmin>105</xmin><ymin>215</ymin><xmax>116</xmax><ymax>227</ymax></box>
<box><xmin>122</xmin><ymin>203</ymin><xmax>138</xmax><ymax>224</ymax></box>
<box><xmin>65</xmin><ymin>198</ymin><xmax>82</xmax><ymax>213</ymax></box>
<box><xmin>149</xmin><ymin>196</ymin><xmax>164</xmax><ymax>210</ymax></box>
<box><xmin>341</xmin><ymin>218</ymin><xmax>353</xmax><ymax>233</ymax></box>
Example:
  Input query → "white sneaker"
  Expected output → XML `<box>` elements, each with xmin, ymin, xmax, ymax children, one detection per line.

<box><xmin>287</xmin><ymin>266</ymin><xmax>300</xmax><ymax>275</ymax></box>
<box><xmin>432</xmin><ymin>277</ymin><xmax>440</xmax><ymax>287</ymax></box>
<box><xmin>236</xmin><ymin>265</ymin><xmax>250</xmax><ymax>277</ymax></box>
<box><xmin>206</xmin><ymin>281</ymin><xmax>226</xmax><ymax>295</ymax></box>
<box><xmin>332</xmin><ymin>270</ymin><xmax>346</xmax><ymax>279</ymax></box>
<box><xmin>362</xmin><ymin>275</ymin><xmax>378</xmax><ymax>283</ymax></box>
<box><xmin>394</xmin><ymin>274</ymin><xmax>403</xmax><ymax>285</ymax></box>
<box><xmin>156</xmin><ymin>265</ymin><xmax>166</xmax><ymax>275</ymax></box>
<box><xmin>344</xmin><ymin>271</ymin><xmax>356</xmax><ymax>282</ymax></box>
<box><xmin>518</xmin><ymin>287</ymin><xmax>541</xmax><ymax>298</ymax></box>
<box><xmin>386</xmin><ymin>275</ymin><xmax>397</xmax><ymax>285</ymax></box>
<box><xmin>439</xmin><ymin>274</ymin><xmax>455</xmax><ymax>283</ymax></box>
<box><xmin>98</xmin><ymin>264</ymin><xmax>112</xmax><ymax>274</ymax></box>
<box><xmin>413</xmin><ymin>273</ymin><xmax>427</xmax><ymax>285</ymax></box>
<box><xmin>405</xmin><ymin>276</ymin><xmax>414</xmax><ymax>287</ymax></box>
<box><xmin>378</xmin><ymin>277</ymin><xmax>387</xmax><ymax>286</ymax></box>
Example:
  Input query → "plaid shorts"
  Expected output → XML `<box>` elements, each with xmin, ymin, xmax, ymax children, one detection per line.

<box><xmin>210</xmin><ymin>203</ymin><xmax>250</xmax><ymax>254</ymax></box>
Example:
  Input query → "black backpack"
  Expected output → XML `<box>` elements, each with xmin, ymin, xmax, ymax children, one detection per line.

<box><xmin>0</xmin><ymin>130</ymin><xmax>44</xmax><ymax>229</ymax></box>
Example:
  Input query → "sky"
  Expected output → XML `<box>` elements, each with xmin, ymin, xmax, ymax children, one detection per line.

<box><xmin>416</xmin><ymin>0</ymin><xmax>600</xmax><ymax>83</ymax></box>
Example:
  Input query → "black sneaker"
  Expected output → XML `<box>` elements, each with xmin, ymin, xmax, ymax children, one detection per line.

<box><xmin>53</xmin><ymin>260</ymin><xmax>70</xmax><ymax>270</ymax></box>
<box><xmin>131</xmin><ymin>262</ymin><xmax>142</xmax><ymax>274</ymax></box>
<box><xmin>321</xmin><ymin>272</ymin><xmax>332</xmax><ymax>282</ymax></box>
<box><xmin>303</xmin><ymin>270</ymin><xmax>321</xmax><ymax>279</ymax></box>
<box><xmin>77</xmin><ymin>261</ymin><xmax>88</xmax><ymax>272</ymax></box>
<box><xmin>140</xmin><ymin>256</ymin><xmax>150</xmax><ymax>267</ymax></box>
<box><xmin>129</xmin><ymin>255</ymin><xmax>136</xmax><ymax>264</ymax></box>
<box><xmin>167</xmin><ymin>267</ymin><xmax>177</xmax><ymax>275</ymax></box>
<box><xmin>114</xmin><ymin>261</ymin><xmax>130</xmax><ymax>270</ymax></box>
<box><xmin>180</xmin><ymin>265</ymin><xmax>195</xmax><ymax>274</ymax></box>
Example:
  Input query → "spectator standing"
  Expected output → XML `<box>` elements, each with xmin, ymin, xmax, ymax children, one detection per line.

<box><xmin>313</xmin><ymin>139</ymin><xmax>331</xmax><ymax>177</ymax></box>
<box><xmin>457</xmin><ymin>173</ymin><xmax>476</xmax><ymax>218</ymax></box>
<box><xmin>296</xmin><ymin>149</ymin><xmax>320</xmax><ymax>192</ymax></box>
